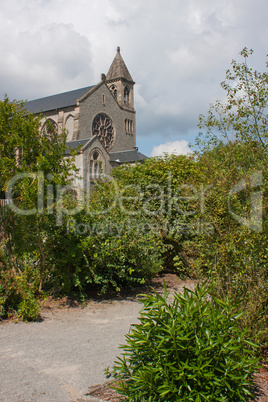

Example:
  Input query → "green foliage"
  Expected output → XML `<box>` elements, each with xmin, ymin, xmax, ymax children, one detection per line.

<box><xmin>111</xmin><ymin>154</ymin><xmax>201</xmax><ymax>274</ymax></box>
<box><xmin>110</xmin><ymin>283</ymin><xmax>258</xmax><ymax>401</ymax></box>
<box><xmin>193</xmin><ymin>49</ymin><xmax>268</xmax><ymax>345</ymax></box>
<box><xmin>196</xmin><ymin>47</ymin><xmax>268</xmax><ymax>152</ymax></box>
<box><xmin>0</xmin><ymin>268</ymin><xmax>22</xmax><ymax>318</ymax></box>
<box><xmin>78</xmin><ymin>218</ymin><xmax>163</xmax><ymax>294</ymax></box>
<box><xmin>43</xmin><ymin>207</ymin><xmax>163</xmax><ymax>296</ymax></box>
<box><xmin>0</xmin><ymin>96</ymin><xmax>77</xmax><ymax>318</ymax></box>
<box><xmin>17</xmin><ymin>295</ymin><xmax>40</xmax><ymax>322</ymax></box>
<box><xmin>0</xmin><ymin>267</ymin><xmax>40</xmax><ymax>321</ymax></box>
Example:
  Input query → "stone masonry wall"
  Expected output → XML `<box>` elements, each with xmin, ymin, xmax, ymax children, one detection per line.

<box><xmin>78</xmin><ymin>83</ymin><xmax>136</xmax><ymax>152</ymax></box>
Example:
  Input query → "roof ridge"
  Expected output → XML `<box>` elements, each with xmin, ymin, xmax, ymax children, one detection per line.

<box><xmin>24</xmin><ymin>85</ymin><xmax>95</xmax><ymax>114</ymax></box>
<box><xmin>110</xmin><ymin>149</ymin><xmax>138</xmax><ymax>154</ymax></box>
<box><xmin>26</xmin><ymin>85</ymin><xmax>94</xmax><ymax>103</ymax></box>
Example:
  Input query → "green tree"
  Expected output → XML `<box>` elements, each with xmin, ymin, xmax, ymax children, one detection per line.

<box><xmin>194</xmin><ymin>49</ymin><xmax>268</xmax><ymax>345</ymax></box>
<box><xmin>196</xmin><ymin>47</ymin><xmax>268</xmax><ymax>153</ymax></box>
<box><xmin>0</xmin><ymin>97</ymin><xmax>77</xmax><ymax>317</ymax></box>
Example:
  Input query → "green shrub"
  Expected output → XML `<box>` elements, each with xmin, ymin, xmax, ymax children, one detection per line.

<box><xmin>17</xmin><ymin>295</ymin><xmax>40</xmax><ymax>322</ymax></box>
<box><xmin>110</xmin><ymin>282</ymin><xmax>258</xmax><ymax>401</ymax></box>
<box><xmin>78</xmin><ymin>218</ymin><xmax>163</xmax><ymax>294</ymax></box>
<box><xmin>0</xmin><ymin>268</ymin><xmax>40</xmax><ymax>321</ymax></box>
<box><xmin>0</xmin><ymin>269</ymin><xmax>22</xmax><ymax>318</ymax></box>
<box><xmin>46</xmin><ymin>209</ymin><xmax>164</xmax><ymax>296</ymax></box>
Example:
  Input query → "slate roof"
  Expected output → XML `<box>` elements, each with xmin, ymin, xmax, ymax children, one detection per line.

<box><xmin>65</xmin><ymin>140</ymin><xmax>148</xmax><ymax>163</ymax></box>
<box><xmin>110</xmin><ymin>149</ymin><xmax>148</xmax><ymax>163</ymax></box>
<box><xmin>106</xmin><ymin>47</ymin><xmax>134</xmax><ymax>83</ymax></box>
<box><xmin>24</xmin><ymin>86</ymin><xmax>95</xmax><ymax>114</ymax></box>
<box><xmin>65</xmin><ymin>139</ymin><xmax>90</xmax><ymax>155</ymax></box>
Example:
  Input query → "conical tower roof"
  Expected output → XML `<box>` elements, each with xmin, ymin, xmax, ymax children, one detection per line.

<box><xmin>106</xmin><ymin>47</ymin><xmax>134</xmax><ymax>83</ymax></box>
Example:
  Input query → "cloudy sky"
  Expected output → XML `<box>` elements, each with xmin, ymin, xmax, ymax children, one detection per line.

<box><xmin>1</xmin><ymin>0</ymin><xmax>267</xmax><ymax>156</ymax></box>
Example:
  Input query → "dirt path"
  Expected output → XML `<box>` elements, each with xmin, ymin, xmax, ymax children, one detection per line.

<box><xmin>0</xmin><ymin>275</ymin><xmax>267</xmax><ymax>401</ymax></box>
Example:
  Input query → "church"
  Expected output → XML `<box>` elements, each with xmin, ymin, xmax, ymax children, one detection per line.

<box><xmin>24</xmin><ymin>47</ymin><xmax>147</xmax><ymax>191</ymax></box>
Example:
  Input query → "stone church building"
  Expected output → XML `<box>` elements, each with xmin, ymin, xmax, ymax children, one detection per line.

<box><xmin>24</xmin><ymin>47</ymin><xmax>147</xmax><ymax>191</ymax></box>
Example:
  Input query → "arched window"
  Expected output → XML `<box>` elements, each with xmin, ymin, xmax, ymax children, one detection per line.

<box><xmin>65</xmin><ymin>114</ymin><xmax>74</xmax><ymax>141</ymax></box>
<box><xmin>94</xmin><ymin>162</ymin><xmax>98</xmax><ymax>178</ymax></box>
<box><xmin>110</xmin><ymin>85</ymin><xmax>117</xmax><ymax>100</ymax></box>
<box><xmin>41</xmin><ymin>119</ymin><xmax>58</xmax><ymax>140</ymax></box>
<box><xmin>125</xmin><ymin>119</ymin><xmax>133</xmax><ymax>134</ymax></box>
<box><xmin>124</xmin><ymin>86</ymin><xmax>129</xmax><ymax>104</ymax></box>
<box><xmin>89</xmin><ymin>149</ymin><xmax>104</xmax><ymax>181</ymax></box>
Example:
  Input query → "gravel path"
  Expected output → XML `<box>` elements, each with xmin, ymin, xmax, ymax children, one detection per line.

<box><xmin>1</xmin><ymin>276</ymin><xmax>266</xmax><ymax>401</ymax></box>
<box><xmin>0</xmin><ymin>298</ymin><xmax>143</xmax><ymax>401</ymax></box>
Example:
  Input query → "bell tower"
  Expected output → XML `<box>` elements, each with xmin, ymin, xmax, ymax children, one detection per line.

<box><xmin>105</xmin><ymin>47</ymin><xmax>135</xmax><ymax>111</ymax></box>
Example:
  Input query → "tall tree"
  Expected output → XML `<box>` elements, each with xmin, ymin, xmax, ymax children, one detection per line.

<box><xmin>196</xmin><ymin>48</ymin><xmax>268</xmax><ymax>154</ymax></box>
<box><xmin>0</xmin><ymin>97</ymin><xmax>77</xmax><ymax>287</ymax></box>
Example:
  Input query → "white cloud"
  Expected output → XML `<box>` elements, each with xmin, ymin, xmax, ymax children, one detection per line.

<box><xmin>0</xmin><ymin>23</ymin><xmax>93</xmax><ymax>100</ymax></box>
<box><xmin>151</xmin><ymin>140</ymin><xmax>193</xmax><ymax>157</ymax></box>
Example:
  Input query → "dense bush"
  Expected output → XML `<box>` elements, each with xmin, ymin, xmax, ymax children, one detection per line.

<box><xmin>111</xmin><ymin>153</ymin><xmax>202</xmax><ymax>275</ymax></box>
<box><xmin>0</xmin><ymin>269</ymin><xmax>22</xmax><ymax>318</ymax></box>
<box><xmin>193</xmin><ymin>48</ymin><xmax>268</xmax><ymax>345</ymax></box>
<box><xmin>0</xmin><ymin>267</ymin><xmax>40</xmax><ymax>321</ymax></box>
<box><xmin>43</xmin><ymin>209</ymin><xmax>164</xmax><ymax>296</ymax></box>
<box><xmin>78</xmin><ymin>220</ymin><xmax>163</xmax><ymax>294</ymax></box>
<box><xmin>110</xmin><ymin>283</ymin><xmax>258</xmax><ymax>401</ymax></box>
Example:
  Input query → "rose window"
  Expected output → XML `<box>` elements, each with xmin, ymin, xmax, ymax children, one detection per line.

<box><xmin>92</xmin><ymin>113</ymin><xmax>115</xmax><ymax>149</ymax></box>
